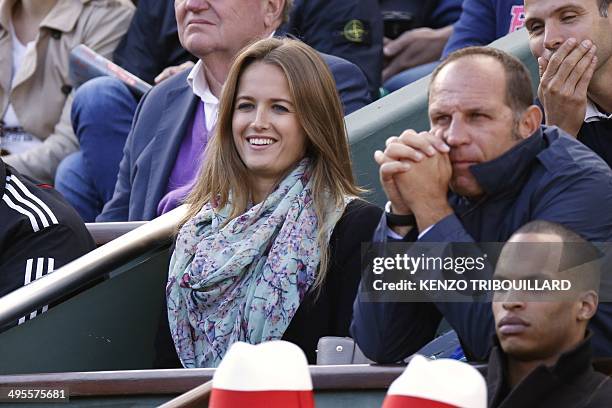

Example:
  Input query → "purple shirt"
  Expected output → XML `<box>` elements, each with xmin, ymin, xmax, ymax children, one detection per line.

<box><xmin>157</xmin><ymin>101</ymin><xmax>209</xmax><ymax>216</ymax></box>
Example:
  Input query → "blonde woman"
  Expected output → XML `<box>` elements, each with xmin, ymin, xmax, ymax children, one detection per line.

<box><xmin>166</xmin><ymin>38</ymin><xmax>381</xmax><ymax>368</ymax></box>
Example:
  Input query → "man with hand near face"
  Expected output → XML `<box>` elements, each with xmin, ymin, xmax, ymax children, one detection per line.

<box><xmin>351</xmin><ymin>46</ymin><xmax>612</xmax><ymax>362</ymax></box>
<box><xmin>525</xmin><ymin>0</ymin><xmax>612</xmax><ymax>166</ymax></box>
<box><xmin>488</xmin><ymin>221</ymin><xmax>611</xmax><ymax>407</ymax></box>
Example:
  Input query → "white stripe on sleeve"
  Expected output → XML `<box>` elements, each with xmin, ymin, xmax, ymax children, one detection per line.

<box><xmin>41</xmin><ymin>258</ymin><xmax>54</xmax><ymax>313</ymax></box>
<box><xmin>28</xmin><ymin>258</ymin><xmax>45</xmax><ymax>320</ymax></box>
<box><xmin>5</xmin><ymin>183</ymin><xmax>49</xmax><ymax>228</ymax></box>
<box><xmin>18</xmin><ymin>259</ymin><xmax>34</xmax><ymax>325</ymax></box>
<box><xmin>8</xmin><ymin>176</ymin><xmax>59</xmax><ymax>224</ymax></box>
<box><xmin>2</xmin><ymin>194</ymin><xmax>39</xmax><ymax>232</ymax></box>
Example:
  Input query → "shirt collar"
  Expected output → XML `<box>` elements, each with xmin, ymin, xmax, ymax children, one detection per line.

<box><xmin>186</xmin><ymin>59</ymin><xmax>219</xmax><ymax>106</ymax></box>
<box><xmin>585</xmin><ymin>99</ymin><xmax>612</xmax><ymax>123</ymax></box>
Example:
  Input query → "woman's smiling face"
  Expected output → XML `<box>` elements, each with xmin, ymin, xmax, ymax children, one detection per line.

<box><xmin>232</xmin><ymin>61</ymin><xmax>308</xmax><ymax>183</ymax></box>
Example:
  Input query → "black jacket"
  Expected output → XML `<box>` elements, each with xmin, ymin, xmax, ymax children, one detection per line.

<box><xmin>283</xmin><ymin>199</ymin><xmax>382</xmax><ymax>363</ymax></box>
<box><xmin>487</xmin><ymin>335</ymin><xmax>612</xmax><ymax>408</ymax></box>
<box><xmin>0</xmin><ymin>159</ymin><xmax>95</xmax><ymax>327</ymax></box>
<box><xmin>578</xmin><ymin>119</ymin><xmax>612</xmax><ymax>169</ymax></box>
<box><xmin>537</xmin><ymin>98</ymin><xmax>612</xmax><ymax>169</ymax></box>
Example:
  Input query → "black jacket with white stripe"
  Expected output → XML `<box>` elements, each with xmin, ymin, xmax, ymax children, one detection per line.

<box><xmin>0</xmin><ymin>159</ymin><xmax>95</xmax><ymax>325</ymax></box>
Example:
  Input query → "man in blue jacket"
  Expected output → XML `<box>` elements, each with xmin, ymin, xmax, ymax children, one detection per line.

<box><xmin>351</xmin><ymin>46</ymin><xmax>612</xmax><ymax>362</ymax></box>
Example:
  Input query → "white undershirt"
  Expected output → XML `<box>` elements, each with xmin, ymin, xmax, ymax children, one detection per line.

<box><xmin>585</xmin><ymin>100</ymin><xmax>612</xmax><ymax>124</ymax></box>
<box><xmin>2</xmin><ymin>22</ymin><xmax>34</xmax><ymax>127</ymax></box>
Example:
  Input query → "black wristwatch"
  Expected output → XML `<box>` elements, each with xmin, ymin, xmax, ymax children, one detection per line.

<box><xmin>385</xmin><ymin>201</ymin><xmax>416</xmax><ymax>227</ymax></box>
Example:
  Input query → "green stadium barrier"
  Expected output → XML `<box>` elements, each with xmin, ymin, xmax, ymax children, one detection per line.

<box><xmin>0</xmin><ymin>248</ymin><xmax>170</xmax><ymax>374</ymax></box>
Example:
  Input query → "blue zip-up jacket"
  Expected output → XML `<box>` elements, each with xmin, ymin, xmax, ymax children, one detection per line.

<box><xmin>443</xmin><ymin>0</ymin><xmax>524</xmax><ymax>57</ymax></box>
<box><xmin>351</xmin><ymin>126</ymin><xmax>612</xmax><ymax>362</ymax></box>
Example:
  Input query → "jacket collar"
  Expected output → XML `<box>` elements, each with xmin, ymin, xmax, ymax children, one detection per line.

<box><xmin>469</xmin><ymin>127</ymin><xmax>547</xmax><ymax>198</ymax></box>
<box><xmin>487</xmin><ymin>331</ymin><xmax>594</xmax><ymax>406</ymax></box>
<box><xmin>0</xmin><ymin>0</ymin><xmax>87</xmax><ymax>33</ymax></box>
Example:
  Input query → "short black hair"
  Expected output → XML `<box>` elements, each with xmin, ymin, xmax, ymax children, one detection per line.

<box><xmin>514</xmin><ymin>220</ymin><xmax>586</xmax><ymax>243</ymax></box>
<box><xmin>512</xmin><ymin>220</ymin><xmax>602</xmax><ymax>291</ymax></box>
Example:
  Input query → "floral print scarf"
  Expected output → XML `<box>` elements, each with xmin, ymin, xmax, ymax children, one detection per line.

<box><xmin>166</xmin><ymin>159</ymin><xmax>350</xmax><ymax>367</ymax></box>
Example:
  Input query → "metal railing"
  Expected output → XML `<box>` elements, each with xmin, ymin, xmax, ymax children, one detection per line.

<box><xmin>0</xmin><ymin>206</ymin><xmax>186</xmax><ymax>328</ymax></box>
<box><xmin>86</xmin><ymin>221</ymin><xmax>147</xmax><ymax>246</ymax></box>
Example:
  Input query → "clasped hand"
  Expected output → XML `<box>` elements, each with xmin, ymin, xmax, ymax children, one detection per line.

<box><xmin>374</xmin><ymin>129</ymin><xmax>453</xmax><ymax>233</ymax></box>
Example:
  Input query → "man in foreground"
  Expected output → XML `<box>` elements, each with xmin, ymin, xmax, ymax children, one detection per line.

<box><xmin>488</xmin><ymin>221</ymin><xmax>611</xmax><ymax>407</ymax></box>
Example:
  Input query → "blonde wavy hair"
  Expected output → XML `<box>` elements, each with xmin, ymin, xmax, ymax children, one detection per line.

<box><xmin>181</xmin><ymin>37</ymin><xmax>362</xmax><ymax>289</ymax></box>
